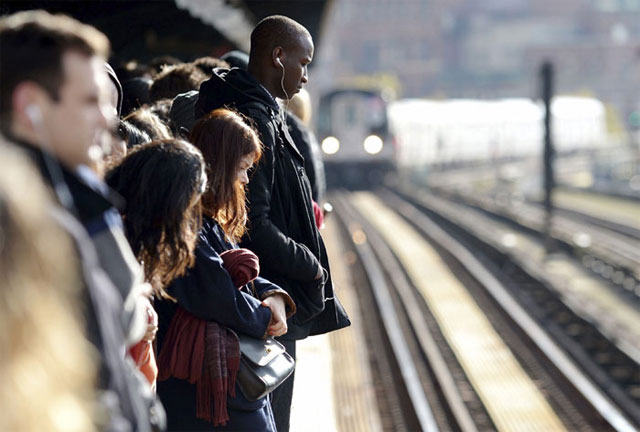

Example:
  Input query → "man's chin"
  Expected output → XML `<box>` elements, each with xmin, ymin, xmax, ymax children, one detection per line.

<box><xmin>280</xmin><ymin>87</ymin><xmax>300</xmax><ymax>100</ymax></box>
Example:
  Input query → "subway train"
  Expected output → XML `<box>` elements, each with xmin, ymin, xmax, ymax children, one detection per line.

<box><xmin>388</xmin><ymin>96</ymin><xmax>608</xmax><ymax>170</ymax></box>
<box><xmin>316</xmin><ymin>88</ymin><xmax>396</xmax><ymax>186</ymax></box>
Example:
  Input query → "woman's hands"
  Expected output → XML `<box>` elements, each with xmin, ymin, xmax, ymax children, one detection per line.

<box><xmin>141</xmin><ymin>297</ymin><xmax>158</xmax><ymax>343</ymax></box>
<box><xmin>262</xmin><ymin>294</ymin><xmax>288</xmax><ymax>337</ymax></box>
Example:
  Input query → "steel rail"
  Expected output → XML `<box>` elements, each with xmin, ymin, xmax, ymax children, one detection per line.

<box><xmin>333</xmin><ymin>193</ymin><xmax>440</xmax><ymax>432</ymax></box>
<box><xmin>380</xmin><ymin>188</ymin><xmax>638</xmax><ymax>432</ymax></box>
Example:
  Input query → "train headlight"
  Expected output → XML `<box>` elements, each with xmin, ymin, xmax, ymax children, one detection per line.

<box><xmin>363</xmin><ymin>135</ymin><xmax>383</xmax><ymax>155</ymax></box>
<box><xmin>322</xmin><ymin>136</ymin><xmax>340</xmax><ymax>155</ymax></box>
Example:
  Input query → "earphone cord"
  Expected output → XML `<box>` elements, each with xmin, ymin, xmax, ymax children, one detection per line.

<box><xmin>280</xmin><ymin>66</ymin><xmax>290</xmax><ymax>123</ymax></box>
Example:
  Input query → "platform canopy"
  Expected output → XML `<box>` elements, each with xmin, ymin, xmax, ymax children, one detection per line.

<box><xmin>0</xmin><ymin>0</ymin><xmax>330</xmax><ymax>62</ymax></box>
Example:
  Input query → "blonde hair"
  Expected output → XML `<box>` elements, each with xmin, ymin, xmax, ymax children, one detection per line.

<box><xmin>288</xmin><ymin>87</ymin><xmax>312</xmax><ymax>126</ymax></box>
<box><xmin>0</xmin><ymin>142</ymin><xmax>96</xmax><ymax>432</ymax></box>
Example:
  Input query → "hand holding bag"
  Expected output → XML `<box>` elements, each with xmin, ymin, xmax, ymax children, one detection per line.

<box><xmin>220</xmin><ymin>252</ymin><xmax>295</xmax><ymax>401</ymax></box>
<box><xmin>236</xmin><ymin>334</ymin><xmax>295</xmax><ymax>401</ymax></box>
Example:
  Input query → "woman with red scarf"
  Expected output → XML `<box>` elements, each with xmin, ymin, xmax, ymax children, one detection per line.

<box><xmin>155</xmin><ymin>109</ymin><xmax>295</xmax><ymax>431</ymax></box>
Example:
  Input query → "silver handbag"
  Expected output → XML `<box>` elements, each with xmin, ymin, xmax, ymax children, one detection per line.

<box><xmin>236</xmin><ymin>334</ymin><xmax>295</xmax><ymax>401</ymax></box>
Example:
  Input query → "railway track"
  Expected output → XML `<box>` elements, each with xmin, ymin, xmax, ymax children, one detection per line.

<box><xmin>332</xmin><ymin>189</ymin><xmax>638</xmax><ymax>431</ymax></box>
<box><xmin>550</xmin><ymin>205</ymin><xmax>640</xmax><ymax>241</ymax></box>
<box><xmin>422</xmin><ymin>185</ymin><xmax>640</xmax><ymax>292</ymax></box>
<box><xmin>394</xmin><ymin>183</ymin><xmax>640</xmax><ymax>360</ymax></box>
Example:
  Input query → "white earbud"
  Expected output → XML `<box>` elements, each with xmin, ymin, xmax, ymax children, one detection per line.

<box><xmin>25</xmin><ymin>104</ymin><xmax>42</xmax><ymax>127</ymax></box>
<box><xmin>276</xmin><ymin>57</ymin><xmax>283</xmax><ymax>68</ymax></box>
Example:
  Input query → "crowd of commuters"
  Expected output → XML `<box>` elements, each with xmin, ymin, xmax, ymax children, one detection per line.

<box><xmin>0</xmin><ymin>9</ymin><xmax>348</xmax><ymax>432</ymax></box>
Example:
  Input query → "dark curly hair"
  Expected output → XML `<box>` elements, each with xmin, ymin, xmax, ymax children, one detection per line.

<box><xmin>105</xmin><ymin>139</ymin><xmax>207</xmax><ymax>299</ymax></box>
<box><xmin>189</xmin><ymin>108</ymin><xmax>261</xmax><ymax>243</ymax></box>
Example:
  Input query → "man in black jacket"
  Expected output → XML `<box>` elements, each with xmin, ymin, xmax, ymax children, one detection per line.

<box><xmin>195</xmin><ymin>15</ymin><xmax>350</xmax><ymax>431</ymax></box>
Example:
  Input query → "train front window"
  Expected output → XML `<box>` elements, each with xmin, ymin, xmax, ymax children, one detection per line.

<box><xmin>346</xmin><ymin>104</ymin><xmax>357</xmax><ymax>124</ymax></box>
<box><xmin>368</xmin><ymin>97</ymin><xmax>386</xmax><ymax>128</ymax></box>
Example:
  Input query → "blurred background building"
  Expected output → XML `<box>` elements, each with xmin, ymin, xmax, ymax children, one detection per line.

<box><xmin>313</xmin><ymin>0</ymin><xmax>640</xmax><ymax>133</ymax></box>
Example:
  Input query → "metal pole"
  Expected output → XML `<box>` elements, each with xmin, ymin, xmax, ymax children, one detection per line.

<box><xmin>541</xmin><ymin>61</ymin><xmax>555</xmax><ymax>252</ymax></box>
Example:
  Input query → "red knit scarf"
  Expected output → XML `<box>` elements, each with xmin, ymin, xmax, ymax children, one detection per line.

<box><xmin>219</xmin><ymin>249</ymin><xmax>260</xmax><ymax>287</ymax></box>
<box><xmin>156</xmin><ymin>248</ymin><xmax>260</xmax><ymax>426</ymax></box>
<box><xmin>157</xmin><ymin>308</ymin><xmax>240</xmax><ymax>426</ymax></box>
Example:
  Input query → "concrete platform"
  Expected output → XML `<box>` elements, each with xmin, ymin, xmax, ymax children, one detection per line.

<box><xmin>289</xmin><ymin>218</ymin><xmax>382</xmax><ymax>432</ymax></box>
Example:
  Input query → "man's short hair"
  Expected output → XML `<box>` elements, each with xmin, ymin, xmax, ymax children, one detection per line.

<box><xmin>249</xmin><ymin>15</ymin><xmax>310</xmax><ymax>61</ymax></box>
<box><xmin>0</xmin><ymin>10</ymin><xmax>110</xmax><ymax>126</ymax></box>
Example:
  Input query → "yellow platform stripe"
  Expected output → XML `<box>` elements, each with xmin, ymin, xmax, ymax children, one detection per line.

<box><xmin>353</xmin><ymin>192</ymin><xmax>567</xmax><ymax>432</ymax></box>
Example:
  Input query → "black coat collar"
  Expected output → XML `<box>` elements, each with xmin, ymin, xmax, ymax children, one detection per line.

<box><xmin>7</xmin><ymin>137</ymin><xmax>124</xmax><ymax>223</ymax></box>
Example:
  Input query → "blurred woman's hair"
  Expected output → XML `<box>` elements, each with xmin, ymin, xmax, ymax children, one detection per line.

<box><xmin>148</xmin><ymin>62</ymin><xmax>207</xmax><ymax>103</ymax></box>
<box><xmin>105</xmin><ymin>140</ymin><xmax>207</xmax><ymax>298</ymax></box>
<box><xmin>120</xmin><ymin>77</ymin><xmax>152</xmax><ymax>116</ymax></box>
<box><xmin>0</xmin><ymin>144</ymin><xmax>95</xmax><ymax>432</ymax></box>
<box><xmin>123</xmin><ymin>106</ymin><xmax>173</xmax><ymax>141</ymax></box>
<box><xmin>189</xmin><ymin>108</ymin><xmax>261</xmax><ymax>243</ymax></box>
<box><xmin>191</xmin><ymin>56</ymin><xmax>230</xmax><ymax>76</ymax></box>
<box><xmin>149</xmin><ymin>55</ymin><xmax>181</xmax><ymax>76</ymax></box>
<box><xmin>114</xmin><ymin>60</ymin><xmax>151</xmax><ymax>82</ymax></box>
<box><xmin>149</xmin><ymin>98</ymin><xmax>173</xmax><ymax>126</ymax></box>
<box><xmin>117</xmin><ymin>119</ymin><xmax>151</xmax><ymax>149</ymax></box>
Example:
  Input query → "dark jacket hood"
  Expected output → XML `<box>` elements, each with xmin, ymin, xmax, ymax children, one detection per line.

<box><xmin>105</xmin><ymin>62</ymin><xmax>123</xmax><ymax>116</ymax></box>
<box><xmin>195</xmin><ymin>68</ymin><xmax>280</xmax><ymax>120</ymax></box>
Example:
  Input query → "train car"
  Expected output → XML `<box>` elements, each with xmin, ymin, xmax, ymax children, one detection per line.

<box><xmin>389</xmin><ymin>96</ymin><xmax>608</xmax><ymax>169</ymax></box>
<box><xmin>316</xmin><ymin>88</ymin><xmax>395</xmax><ymax>186</ymax></box>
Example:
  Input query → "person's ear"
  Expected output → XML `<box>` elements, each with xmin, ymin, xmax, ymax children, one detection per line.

<box><xmin>272</xmin><ymin>46</ymin><xmax>285</xmax><ymax>68</ymax></box>
<box><xmin>13</xmin><ymin>81</ymin><xmax>45</xmax><ymax>128</ymax></box>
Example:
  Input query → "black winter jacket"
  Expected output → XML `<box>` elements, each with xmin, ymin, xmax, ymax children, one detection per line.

<box><xmin>286</xmin><ymin>112</ymin><xmax>326</xmax><ymax>203</ymax></box>
<box><xmin>195</xmin><ymin>68</ymin><xmax>350</xmax><ymax>339</ymax></box>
